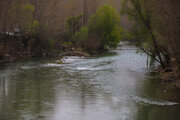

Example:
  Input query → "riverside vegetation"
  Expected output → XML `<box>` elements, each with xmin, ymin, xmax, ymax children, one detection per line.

<box><xmin>0</xmin><ymin>0</ymin><xmax>180</xmax><ymax>87</ymax></box>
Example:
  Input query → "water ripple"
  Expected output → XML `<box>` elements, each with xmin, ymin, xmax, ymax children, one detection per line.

<box><xmin>132</xmin><ymin>96</ymin><xmax>178</xmax><ymax>106</ymax></box>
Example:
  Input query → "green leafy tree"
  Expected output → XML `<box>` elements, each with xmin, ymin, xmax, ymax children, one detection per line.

<box><xmin>88</xmin><ymin>4</ymin><xmax>123</xmax><ymax>49</ymax></box>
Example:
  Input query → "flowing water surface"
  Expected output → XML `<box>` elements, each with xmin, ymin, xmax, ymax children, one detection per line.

<box><xmin>0</xmin><ymin>43</ymin><xmax>180</xmax><ymax>120</ymax></box>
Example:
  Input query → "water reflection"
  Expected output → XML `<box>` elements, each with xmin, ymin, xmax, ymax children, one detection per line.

<box><xmin>0</xmin><ymin>44</ymin><xmax>180</xmax><ymax>120</ymax></box>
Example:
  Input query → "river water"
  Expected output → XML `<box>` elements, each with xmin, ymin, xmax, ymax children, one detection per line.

<box><xmin>0</xmin><ymin>43</ymin><xmax>180</xmax><ymax>120</ymax></box>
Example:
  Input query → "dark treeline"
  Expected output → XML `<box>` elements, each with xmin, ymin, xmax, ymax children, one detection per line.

<box><xmin>0</xmin><ymin>0</ymin><xmax>123</xmax><ymax>61</ymax></box>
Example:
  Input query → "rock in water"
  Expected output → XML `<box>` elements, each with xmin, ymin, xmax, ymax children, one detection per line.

<box><xmin>57</xmin><ymin>60</ymin><xmax>64</xmax><ymax>64</ymax></box>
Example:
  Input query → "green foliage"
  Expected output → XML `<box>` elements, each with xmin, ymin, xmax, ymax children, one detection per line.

<box><xmin>23</xmin><ymin>3</ymin><xmax>35</xmax><ymax>15</ymax></box>
<box><xmin>27</xmin><ymin>20</ymin><xmax>39</xmax><ymax>34</ymax></box>
<box><xmin>72</xmin><ymin>27</ymin><xmax>88</xmax><ymax>47</ymax></box>
<box><xmin>46</xmin><ymin>38</ymin><xmax>54</xmax><ymax>51</ymax></box>
<box><xmin>63</xmin><ymin>42</ymin><xmax>72</xmax><ymax>46</ymax></box>
<box><xmin>20</xmin><ymin>3</ymin><xmax>54</xmax><ymax>52</ymax></box>
<box><xmin>65</xmin><ymin>15</ymin><xmax>83</xmax><ymax>39</ymax></box>
<box><xmin>22</xmin><ymin>3</ymin><xmax>39</xmax><ymax>36</ymax></box>
<box><xmin>22</xmin><ymin>3</ymin><xmax>35</xmax><ymax>24</ymax></box>
<box><xmin>64</xmin><ymin>5</ymin><xmax>123</xmax><ymax>52</ymax></box>
<box><xmin>88</xmin><ymin>4</ymin><xmax>122</xmax><ymax>49</ymax></box>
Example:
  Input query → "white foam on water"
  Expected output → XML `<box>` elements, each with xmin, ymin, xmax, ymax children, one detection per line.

<box><xmin>41</xmin><ymin>63</ymin><xmax>63</xmax><ymax>67</ymax></box>
<box><xmin>132</xmin><ymin>96</ymin><xmax>178</xmax><ymax>106</ymax></box>
<box><xmin>21</xmin><ymin>66</ymin><xmax>31</xmax><ymax>69</ymax></box>
<box><xmin>76</xmin><ymin>67</ymin><xmax>102</xmax><ymax>71</ymax></box>
<box><xmin>61</xmin><ymin>56</ymin><xmax>84</xmax><ymax>63</ymax></box>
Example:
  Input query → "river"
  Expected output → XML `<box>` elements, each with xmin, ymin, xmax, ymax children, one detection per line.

<box><xmin>0</xmin><ymin>43</ymin><xmax>180</xmax><ymax>120</ymax></box>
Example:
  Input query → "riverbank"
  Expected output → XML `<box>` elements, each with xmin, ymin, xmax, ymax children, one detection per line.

<box><xmin>158</xmin><ymin>58</ymin><xmax>180</xmax><ymax>89</ymax></box>
<box><xmin>0</xmin><ymin>52</ymin><xmax>49</xmax><ymax>64</ymax></box>
<box><xmin>0</xmin><ymin>50</ymin><xmax>91</xmax><ymax>64</ymax></box>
